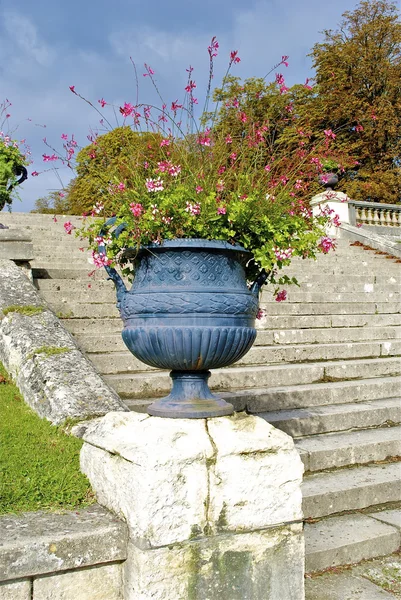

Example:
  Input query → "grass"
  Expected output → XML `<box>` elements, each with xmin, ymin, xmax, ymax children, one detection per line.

<box><xmin>0</xmin><ymin>363</ymin><xmax>95</xmax><ymax>514</ymax></box>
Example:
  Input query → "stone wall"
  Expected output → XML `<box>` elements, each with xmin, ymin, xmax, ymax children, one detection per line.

<box><xmin>0</xmin><ymin>259</ymin><xmax>128</xmax><ymax>424</ymax></box>
<box><xmin>0</xmin><ymin>505</ymin><xmax>128</xmax><ymax>600</ymax></box>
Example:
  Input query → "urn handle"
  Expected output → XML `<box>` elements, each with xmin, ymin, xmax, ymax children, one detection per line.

<box><xmin>249</xmin><ymin>269</ymin><xmax>270</xmax><ymax>296</ymax></box>
<box><xmin>98</xmin><ymin>217</ymin><xmax>128</xmax><ymax>308</ymax></box>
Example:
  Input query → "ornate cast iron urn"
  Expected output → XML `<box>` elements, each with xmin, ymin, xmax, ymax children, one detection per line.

<box><xmin>103</xmin><ymin>237</ymin><xmax>264</xmax><ymax>418</ymax></box>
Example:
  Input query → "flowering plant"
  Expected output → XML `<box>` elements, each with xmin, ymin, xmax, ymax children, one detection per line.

<box><xmin>0</xmin><ymin>101</ymin><xmax>29</xmax><ymax>211</ymax></box>
<box><xmin>49</xmin><ymin>40</ymin><xmax>340</xmax><ymax>294</ymax></box>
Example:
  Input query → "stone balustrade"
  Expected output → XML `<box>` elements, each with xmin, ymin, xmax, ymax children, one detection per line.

<box><xmin>348</xmin><ymin>200</ymin><xmax>401</xmax><ymax>228</ymax></box>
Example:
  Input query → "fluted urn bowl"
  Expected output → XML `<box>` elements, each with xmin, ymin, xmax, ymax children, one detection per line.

<box><xmin>115</xmin><ymin>239</ymin><xmax>259</xmax><ymax>418</ymax></box>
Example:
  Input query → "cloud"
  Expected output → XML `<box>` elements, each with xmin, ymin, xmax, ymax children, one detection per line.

<box><xmin>2</xmin><ymin>11</ymin><xmax>53</xmax><ymax>67</ymax></box>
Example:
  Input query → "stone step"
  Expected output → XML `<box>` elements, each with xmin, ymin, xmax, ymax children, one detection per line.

<box><xmin>225</xmin><ymin>376</ymin><xmax>401</xmax><ymax>413</ymax></box>
<box><xmin>88</xmin><ymin>343</ymin><xmax>400</xmax><ymax>374</ymax></box>
<box><xmin>91</xmin><ymin>356</ymin><xmax>401</xmax><ymax>395</ymax></box>
<box><xmin>260</xmin><ymin>397</ymin><xmax>401</xmax><ymax>437</ymax></box>
<box><xmin>74</xmin><ymin>327</ymin><xmax>401</xmax><ymax>354</ymax></box>
<box><xmin>302</xmin><ymin>462</ymin><xmax>401</xmax><ymax>519</ymax></box>
<box><xmin>295</xmin><ymin>425</ymin><xmax>401</xmax><ymax>472</ymax></box>
<box><xmin>305</xmin><ymin>511</ymin><xmax>401</xmax><ymax>573</ymax></box>
<box><xmin>107</xmin><ymin>371</ymin><xmax>401</xmax><ymax>408</ymax></box>
<box><xmin>32</xmin><ymin>267</ymin><xmax>105</xmax><ymax>280</ymax></box>
<box><xmin>59</xmin><ymin>313</ymin><xmax>401</xmax><ymax>335</ymax></box>
<box><xmin>43</xmin><ymin>295</ymin><xmax>401</xmax><ymax>317</ymax></box>
<box><xmin>36</xmin><ymin>285</ymin><xmax>401</xmax><ymax>307</ymax></box>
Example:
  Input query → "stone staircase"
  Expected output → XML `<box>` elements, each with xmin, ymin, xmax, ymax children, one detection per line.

<box><xmin>2</xmin><ymin>211</ymin><xmax>401</xmax><ymax>574</ymax></box>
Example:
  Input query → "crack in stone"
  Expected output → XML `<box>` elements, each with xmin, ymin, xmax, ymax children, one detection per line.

<box><xmin>204</xmin><ymin>419</ymin><xmax>218</xmax><ymax>536</ymax></box>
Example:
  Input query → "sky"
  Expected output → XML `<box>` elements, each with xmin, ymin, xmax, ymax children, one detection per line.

<box><xmin>1</xmin><ymin>0</ymin><xmax>395</xmax><ymax>212</ymax></box>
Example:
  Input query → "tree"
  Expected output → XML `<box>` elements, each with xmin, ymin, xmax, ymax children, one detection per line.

<box><xmin>308</xmin><ymin>0</ymin><xmax>401</xmax><ymax>203</ymax></box>
<box><xmin>31</xmin><ymin>189</ymin><xmax>73</xmax><ymax>214</ymax></box>
<box><xmin>66</xmin><ymin>128</ymin><xmax>169</xmax><ymax>215</ymax></box>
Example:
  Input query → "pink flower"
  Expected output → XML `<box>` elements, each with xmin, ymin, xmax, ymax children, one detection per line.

<box><xmin>91</xmin><ymin>251</ymin><xmax>112</xmax><ymax>269</ymax></box>
<box><xmin>256</xmin><ymin>308</ymin><xmax>265</xmax><ymax>320</ymax></box>
<box><xmin>217</xmin><ymin>206</ymin><xmax>226</xmax><ymax>215</ymax></box>
<box><xmin>168</xmin><ymin>165</ymin><xmax>181</xmax><ymax>177</ymax></box>
<box><xmin>185</xmin><ymin>202</ymin><xmax>201</xmax><ymax>215</ymax></box>
<box><xmin>318</xmin><ymin>236</ymin><xmax>337</xmax><ymax>254</ymax></box>
<box><xmin>91</xmin><ymin>202</ymin><xmax>104</xmax><ymax>215</ymax></box>
<box><xmin>304</xmin><ymin>78</ymin><xmax>313</xmax><ymax>90</ymax></box>
<box><xmin>332</xmin><ymin>214</ymin><xmax>341</xmax><ymax>227</ymax></box>
<box><xmin>69</xmin><ymin>85</ymin><xmax>76</xmax><ymax>93</ymax></box>
<box><xmin>145</xmin><ymin>177</ymin><xmax>164</xmax><ymax>192</ymax></box>
<box><xmin>275</xmin><ymin>73</ymin><xmax>285</xmax><ymax>86</ymax></box>
<box><xmin>197</xmin><ymin>130</ymin><xmax>212</xmax><ymax>146</ymax></box>
<box><xmin>357</xmin><ymin>223</ymin><xmax>363</xmax><ymax>228</ymax></box>
<box><xmin>185</xmin><ymin>80</ymin><xmax>196</xmax><ymax>93</ymax></box>
<box><xmin>98</xmin><ymin>98</ymin><xmax>107</xmax><ymax>108</ymax></box>
<box><xmin>216</xmin><ymin>180</ymin><xmax>225</xmax><ymax>192</ymax></box>
<box><xmin>208</xmin><ymin>36</ymin><xmax>219</xmax><ymax>58</ymax></box>
<box><xmin>42</xmin><ymin>154</ymin><xmax>58</xmax><ymax>162</ymax></box>
<box><xmin>354</xmin><ymin>124</ymin><xmax>364</xmax><ymax>133</ymax></box>
<box><xmin>274</xmin><ymin>247</ymin><xmax>293</xmax><ymax>261</ymax></box>
<box><xmin>118</xmin><ymin>182</ymin><xmax>126</xmax><ymax>191</ymax></box>
<box><xmin>196</xmin><ymin>186</ymin><xmax>203</xmax><ymax>194</ymax></box>
<box><xmin>218</xmin><ymin>166</ymin><xmax>226</xmax><ymax>175</ymax></box>
<box><xmin>230</xmin><ymin>153</ymin><xmax>237</xmax><ymax>161</ymax></box>
<box><xmin>130</xmin><ymin>202</ymin><xmax>143</xmax><ymax>217</ymax></box>
<box><xmin>31</xmin><ymin>171</ymin><xmax>39</xmax><ymax>176</ymax></box>
<box><xmin>171</xmin><ymin>100</ymin><xmax>183</xmax><ymax>114</ymax></box>
<box><xmin>264</xmin><ymin>164</ymin><xmax>271</xmax><ymax>172</ymax></box>
<box><xmin>230</xmin><ymin>50</ymin><xmax>241</xmax><ymax>64</ymax></box>
<box><xmin>275</xmin><ymin>290</ymin><xmax>287</xmax><ymax>302</ymax></box>
<box><xmin>143</xmin><ymin>64</ymin><xmax>155</xmax><ymax>77</ymax></box>
<box><xmin>225</xmin><ymin>135</ymin><xmax>232</xmax><ymax>144</ymax></box>
<box><xmin>120</xmin><ymin>102</ymin><xmax>135</xmax><ymax>118</ymax></box>
<box><xmin>281</xmin><ymin>55</ymin><xmax>289</xmax><ymax>67</ymax></box>
<box><xmin>160</xmin><ymin>138</ymin><xmax>170</xmax><ymax>147</ymax></box>
<box><xmin>61</xmin><ymin>133</ymin><xmax>68</xmax><ymax>140</ymax></box>
<box><xmin>371</xmin><ymin>113</ymin><xmax>378</xmax><ymax>120</ymax></box>
<box><xmin>53</xmin><ymin>216</ymin><xmax>57</xmax><ymax>222</ymax></box>
<box><xmin>239</xmin><ymin>111</ymin><xmax>247</xmax><ymax>123</ymax></box>
<box><xmin>324</xmin><ymin>129</ymin><xmax>336</xmax><ymax>139</ymax></box>
<box><xmin>64</xmin><ymin>221</ymin><xmax>75</xmax><ymax>235</ymax></box>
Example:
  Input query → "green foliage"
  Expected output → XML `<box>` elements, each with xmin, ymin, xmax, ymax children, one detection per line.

<box><xmin>0</xmin><ymin>363</ymin><xmax>94</xmax><ymax>514</ymax></box>
<box><xmin>0</xmin><ymin>136</ymin><xmax>29</xmax><ymax>209</ymax></box>
<box><xmin>67</xmin><ymin>128</ymin><xmax>168</xmax><ymax>215</ymax></box>
<box><xmin>32</xmin><ymin>188</ymin><xmax>73</xmax><ymax>215</ymax></box>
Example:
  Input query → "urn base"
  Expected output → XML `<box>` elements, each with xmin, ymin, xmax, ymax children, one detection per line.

<box><xmin>147</xmin><ymin>370</ymin><xmax>234</xmax><ymax>419</ymax></box>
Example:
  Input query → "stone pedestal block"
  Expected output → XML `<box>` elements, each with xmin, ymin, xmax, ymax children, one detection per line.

<box><xmin>81</xmin><ymin>412</ymin><xmax>305</xmax><ymax>600</ymax></box>
<box><xmin>0</xmin><ymin>229</ymin><xmax>33</xmax><ymax>261</ymax></box>
<box><xmin>311</xmin><ymin>191</ymin><xmax>350</xmax><ymax>235</ymax></box>
<box><xmin>0</xmin><ymin>579</ymin><xmax>31</xmax><ymax>600</ymax></box>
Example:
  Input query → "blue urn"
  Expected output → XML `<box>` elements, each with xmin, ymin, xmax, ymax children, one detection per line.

<box><xmin>104</xmin><ymin>238</ymin><xmax>264</xmax><ymax>418</ymax></box>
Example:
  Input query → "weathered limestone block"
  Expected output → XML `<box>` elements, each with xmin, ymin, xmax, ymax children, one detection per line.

<box><xmin>0</xmin><ymin>229</ymin><xmax>33</xmax><ymax>261</ymax></box>
<box><xmin>124</xmin><ymin>525</ymin><xmax>304</xmax><ymax>600</ymax></box>
<box><xmin>0</xmin><ymin>579</ymin><xmax>31</xmax><ymax>600</ymax></box>
<box><xmin>0</xmin><ymin>259</ymin><xmax>128</xmax><ymax>423</ymax></box>
<box><xmin>81</xmin><ymin>412</ymin><xmax>305</xmax><ymax>599</ymax></box>
<box><xmin>33</xmin><ymin>564</ymin><xmax>122</xmax><ymax>600</ymax></box>
<box><xmin>81</xmin><ymin>412</ymin><xmax>214</xmax><ymax>548</ymax></box>
<box><xmin>206</xmin><ymin>414</ymin><xmax>303</xmax><ymax>531</ymax></box>
<box><xmin>0</xmin><ymin>505</ymin><xmax>127</xmax><ymax>582</ymax></box>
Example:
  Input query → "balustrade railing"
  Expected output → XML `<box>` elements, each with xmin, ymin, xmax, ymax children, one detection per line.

<box><xmin>348</xmin><ymin>201</ymin><xmax>401</xmax><ymax>228</ymax></box>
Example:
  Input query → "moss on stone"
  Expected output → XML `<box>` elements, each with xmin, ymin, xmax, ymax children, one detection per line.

<box><xmin>27</xmin><ymin>346</ymin><xmax>72</xmax><ymax>360</ymax></box>
<box><xmin>2</xmin><ymin>304</ymin><xmax>44</xmax><ymax>317</ymax></box>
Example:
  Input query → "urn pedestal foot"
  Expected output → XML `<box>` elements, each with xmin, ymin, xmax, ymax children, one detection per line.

<box><xmin>147</xmin><ymin>370</ymin><xmax>234</xmax><ymax>419</ymax></box>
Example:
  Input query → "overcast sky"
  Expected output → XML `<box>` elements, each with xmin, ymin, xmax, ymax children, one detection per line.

<box><xmin>1</xmin><ymin>0</ymin><xmax>395</xmax><ymax>212</ymax></box>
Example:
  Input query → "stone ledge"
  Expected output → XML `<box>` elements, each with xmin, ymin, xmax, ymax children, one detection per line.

<box><xmin>0</xmin><ymin>259</ymin><xmax>128</xmax><ymax>424</ymax></box>
<box><xmin>0</xmin><ymin>505</ymin><xmax>128</xmax><ymax>582</ymax></box>
<box><xmin>338</xmin><ymin>223</ymin><xmax>401</xmax><ymax>258</ymax></box>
